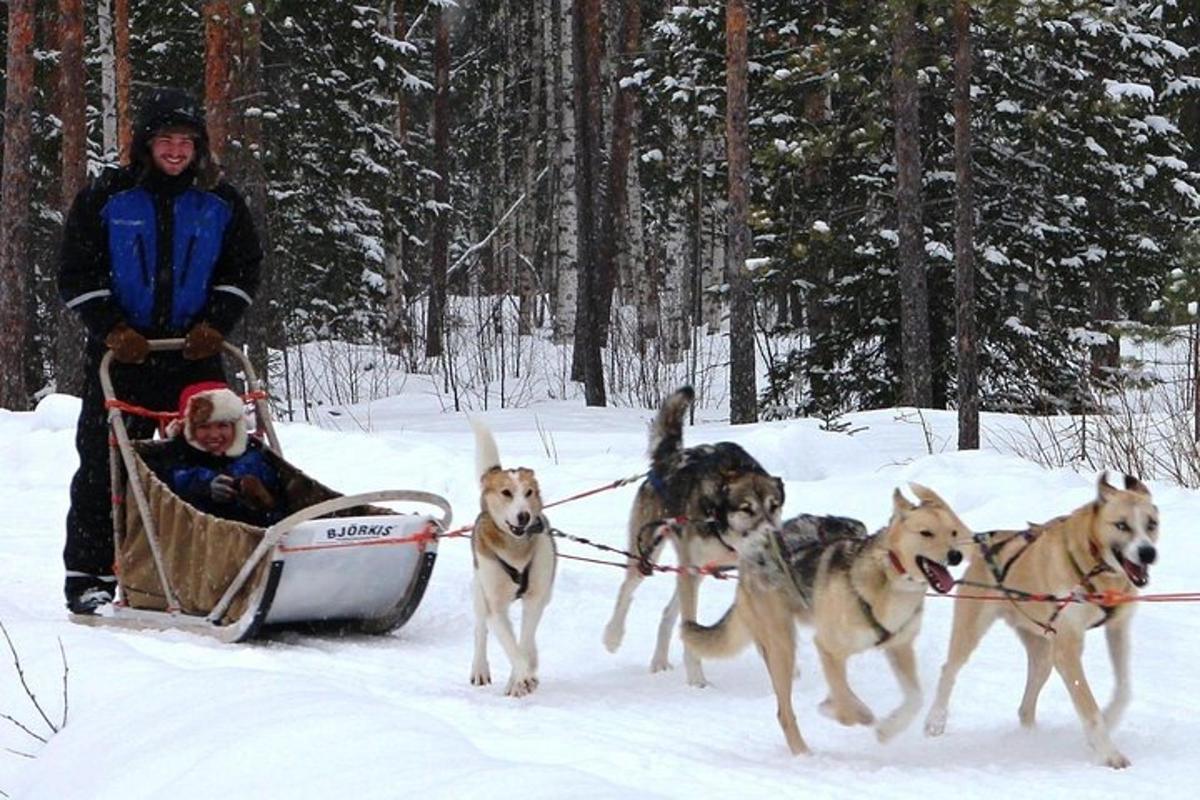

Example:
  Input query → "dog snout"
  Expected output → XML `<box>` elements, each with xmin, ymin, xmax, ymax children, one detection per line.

<box><xmin>517</xmin><ymin>511</ymin><xmax>531</xmax><ymax>528</ymax></box>
<box><xmin>947</xmin><ymin>549</ymin><xmax>962</xmax><ymax>567</ymax></box>
<box><xmin>1138</xmin><ymin>544</ymin><xmax>1157</xmax><ymax>565</ymax></box>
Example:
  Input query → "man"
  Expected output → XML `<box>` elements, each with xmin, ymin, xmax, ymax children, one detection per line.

<box><xmin>58</xmin><ymin>87</ymin><xmax>262</xmax><ymax>614</ymax></box>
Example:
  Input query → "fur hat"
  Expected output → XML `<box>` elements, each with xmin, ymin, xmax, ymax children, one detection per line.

<box><xmin>131</xmin><ymin>87</ymin><xmax>220</xmax><ymax>188</ymax></box>
<box><xmin>170</xmin><ymin>381</ymin><xmax>248</xmax><ymax>457</ymax></box>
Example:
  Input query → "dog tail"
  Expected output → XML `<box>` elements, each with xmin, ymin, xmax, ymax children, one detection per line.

<box><xmin>681</xmin><ymin>600</ymin><xmax>751</xmax><ymax>659</ymax></box>
<box><xmin>470</xmin><ymin>417</ymin><xmax>502</xmax><ymax>479</ymax></box>
<box><xmin>649</xmin><ymin>386</ymin><xmax>695</xmax><ymax>469</ymax></box>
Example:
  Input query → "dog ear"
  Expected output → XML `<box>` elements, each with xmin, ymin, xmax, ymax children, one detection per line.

<box><xmin>1122</xmin><ymin>473</ymin><xmax>1151</xmax><ymax>497</ymax></box>
<box><xmin>893</xmin><ymin>487</ymin><xmax>915</xmax><ymax>514</ymax></box>
<box><xmin>773</xmin><ymin>476</ymin><xmax>785</xmax><ymax>504</ymax></box>
<box><xmin>1097</xmin><ymin>472</ymin><xmax>1118</xmax><ymax>504</ymax></box>
<box><xmin>908</xmin><ymin>482</ymin><xmax>946</xmax><ymax>508</ymax></box>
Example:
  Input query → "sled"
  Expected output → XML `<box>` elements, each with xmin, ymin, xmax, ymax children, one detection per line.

<box><xmin>70</xmin><ymin>339</ymin><xmax>452</xmax><ymax>643</ymax></box>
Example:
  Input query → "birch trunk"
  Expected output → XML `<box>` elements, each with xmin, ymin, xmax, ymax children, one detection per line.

<box><xmin>98</xmin><ymin>0</ymin><xmax>118</xmax><ymax>162</ymax></box>
<box><xmin>552</xmin><ymin>0</ymin><xmax>579</xmax><ymax>343</ymax></box>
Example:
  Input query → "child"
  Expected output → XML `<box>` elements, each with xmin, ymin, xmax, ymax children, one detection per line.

<box><xmin>159</xmin><ymin>381</ymin><xmax>284</xmax><ymax>526</ymax></box>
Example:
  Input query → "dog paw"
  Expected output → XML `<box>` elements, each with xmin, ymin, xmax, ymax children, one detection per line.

<box><xmin>819</xmin><ymin>697</ymin><xmax>873</xmax><ymax>726</ymax></box>
<box><xmin>649</xmin><ymin>655</ymin><xmax>673</xmax><ymax>673</ymax></box>
<box><xmin>506</xmin><ymin>674</ymin><xmax>538</xmax><ymax>698</ymax></box>
<box><xmin>924</xmin><ymin>709</ymin><xmax>947</xmax><ymax>737</ymax></box>
<box><xmin>875</xmin><ymin>717</ymin><xmax>906</xmax><ymax>744</ymax></box>
<box><xmin>1103</xmin><ymin>750</ymin><xmax>1131</xmax><ymax>770</ymax></box>
<box><xmin>470</xmin><ymin>665</ymin><xmax>491</xmax><ymax>686</ymax></box>
<box><xmin>602</xmin><ymin>623</ymin><xmax>624</xmax><ymax>653</ymax></box>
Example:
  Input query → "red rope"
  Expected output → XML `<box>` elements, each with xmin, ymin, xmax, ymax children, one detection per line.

<box><xmin>927</xmin><ymin>588</ymin><xmax>1200</xmax><ymax>605</ymax></box>
<box><xmin>543</xmin><ymin>472</ymin><xmax>646</xmax><ymax>510</ymax></box>
<box><xmin>105</xmin><ymin>389</ymin><xmax>269</xmax><ymax>423</ymax></box>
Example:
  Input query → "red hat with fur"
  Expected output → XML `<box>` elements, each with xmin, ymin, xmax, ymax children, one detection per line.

<box><xmin>170</xmin><ymin>381</ymin><xmax>248</xmax><ymax>457</ymax></box>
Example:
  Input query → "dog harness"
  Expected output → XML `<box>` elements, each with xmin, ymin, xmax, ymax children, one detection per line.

<box><xmin>495</xmin><ymin>556</ymin><xmax>531</xmax><ymax>600</ymax></box>
<box><xmin>1069</xmin><ymin>540</ymin><xmax>1119</xmax><ymax>629</ymax></box>
<box><xmin>493</xmin><ymin>516</ymin><xmax>546</xmax><ymax>600</ymax></box>
<box><xmin>855</xmin><ymin>591</ymin><xmax>922</xmax><ymax>646</ymax></box>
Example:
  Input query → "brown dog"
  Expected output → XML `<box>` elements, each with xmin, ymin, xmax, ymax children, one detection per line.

<box><xmin>924</xmin><ymin>473</ymin><xmax>1159</xmax><ymax>769</ymax></box>
<box><xmin>683</xmin><ymin>485</ymin><xmax>967</xmax><ymax>754</ymax></box>
<box><xmin>469</xmin><ymin>419</ymin><xmax>557</xmax><ymax>697</ymax></box>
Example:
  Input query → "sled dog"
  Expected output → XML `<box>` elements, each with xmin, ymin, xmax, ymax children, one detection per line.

<box><xmin>683</xmin><ymin>485</ymin><xmax>967</xmax><ymax>754</ymax></box>
<box><xmin>924</xmin><ymin>473</ymin><xmax>1159</xmax><ymax>769</ymax></box>
<box><xmin>603</xmin><ymin>386</ymin><xmax>785</xmax><ymax>687</ymax></box>
<box><xmin>469</xmin><ymin>419</ymin><xmax>557</xmax><ymax>697</ymax></box>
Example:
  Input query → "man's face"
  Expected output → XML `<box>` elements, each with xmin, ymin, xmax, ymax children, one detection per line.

<box><xmin>193</xmin><ymin>420</ymin><xmax>235</xmax><ymax>454</ymax></box>
<box><xmin>150</xmin><ymin>129</ymin><xmax>197</xmax><ymax>176</ymax></box>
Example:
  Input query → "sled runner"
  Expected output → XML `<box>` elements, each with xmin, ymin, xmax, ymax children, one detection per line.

<box><xmin>71</xmin><ymin>339</ymin><xmax>452</xmax><ymax>643</ymax></box>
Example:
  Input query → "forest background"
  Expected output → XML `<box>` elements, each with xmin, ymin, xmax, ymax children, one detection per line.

<box><xmin>1</xmin><ymin>0</ymin><xmax>1199</xmax><ymax>452</ymax></box>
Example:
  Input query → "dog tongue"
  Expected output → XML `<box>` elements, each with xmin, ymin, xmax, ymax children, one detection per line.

<box><xmin>1120</xmin><ymin>555</ymin><xmax>1149</xmax><ymax>588</ymax></box>
<box><xmin>917</xmin><ymin>556</ymin><xmax>955</xmax><ymax>594</ymax></box>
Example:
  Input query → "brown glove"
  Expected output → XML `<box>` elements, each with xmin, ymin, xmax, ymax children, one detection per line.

<box><xmin>104</xmin><ymin>323</ymin><xmax>150</xmax><ymax>364</ymax></box>
<box><xmin>238</xmin><ymin>475</ymin><xmax>277</xmax><ymax>512</ymax></box>
<box><xmin>182</xmin><ymin>321</ymin><xmax>224</xmax><ymax>360</ymax></box>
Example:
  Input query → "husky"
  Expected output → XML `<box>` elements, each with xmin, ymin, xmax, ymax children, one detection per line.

<box><xmin>924</xmin><ymin>473</ymin><xmax>1159</xmax><ymax>769</ymax></box>
<box><xmin>602</xmin><ymin>386</ymin><xmax>785</xmax><ymax>687</ymax></box>
<box><xmin>682</xmin><ymin>485</ymin><xmax>967</xmax><ymax>754</ymax></box>
<box><xmin>468</xmin><ymin>418</ymin><xmax>557</xmax><ymax>698</ymax></box>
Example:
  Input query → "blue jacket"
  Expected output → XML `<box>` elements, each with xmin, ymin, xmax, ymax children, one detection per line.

<box><xmin>164</xmin><ymin>438</ymin><xmax>285</xmax><ymax>526</ymax></box>
<box><xmin>58</xmin><ymin>165</ymin><xmax>261</xmax><ymax>342</ymax></box>
<box><xmin>103</xmin><ymin>186</ymin><xmax>233</xmax><ymax>330</ymax></box>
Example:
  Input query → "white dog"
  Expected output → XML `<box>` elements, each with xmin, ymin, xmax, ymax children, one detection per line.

<box><xmin>469</xmin><ymin>419</ymin><xmax>557</xmax><ymax>697</ymax></box>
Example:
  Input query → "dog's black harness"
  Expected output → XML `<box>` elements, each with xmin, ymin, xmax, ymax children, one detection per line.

<box><xmin>496</xmin><ymin>556</ymin><xmax>531</xmax><ymax>599</ymax></box>
<box><xmin>494</xmin><ymin>516</ymin><xmax>546</xmax><ymax>600</ymax></box>
<box><xmin>1069</xmin><ymin>542</ymin><xmax>1119</xmax><ymax>629</ymax></box>
<box><xmin>854</xmin><ymin>591</ymin><xmax>922</xmax><ymax>646</ymax></box>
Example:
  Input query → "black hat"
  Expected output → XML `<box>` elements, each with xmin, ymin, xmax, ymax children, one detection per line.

<box><xmin>133</xmin><ymin>88</ymin><xmax>207</xmax><ymax>152</ymax></box>
<box><xmin>131</xmin><ymin>87</ymin><xmax>219</xmax><ymax>187</ymax></box>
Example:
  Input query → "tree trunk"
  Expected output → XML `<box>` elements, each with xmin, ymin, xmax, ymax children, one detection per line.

<box><xmin>203</xmin><ymin>1</ymin><xmax>233</xmax><ymax>165</ymax></box>
<box><xmin>383</xmin><ymin>0</ymin><xmax>411</xmax><ymax>352</ymax></box>
<box><xmin>426</xmin><ymin>4</ymin><xmax>450</xmax><ymax>359</ymax></box>
<box><xmin>596</xmin><ymin>0</ymin><xmax>639</xmax><ymax>337</ymax></box>
<box><xmin>516</xmin><ymin>1</ymin><xmax>542</xmax><ymax>338</ymax></box>
<box><xmin>571</xmin><ymin>0</ymin><xmax>607</xmax><ymax>404</ymax></box>
<box><xmin>892</xmin><ymin>0</ymin><xmax>932</xmax><ymax>407</ymax></box>
<box><xmin>57</xmin><ymin>0</ymin><xmax>88</xmax><ymax>397</ymax></box>
<box><xmin>234</xmin><ymin>6</ymin><xmax>273</xmax><ymax>381</ymax></box>
<box><xmin>115</xmin><ymin>0</ymin><xmax>132</xmax><ymax>162</ymax></box>
<box><xmin>552</xmin><ymin>0</ymin><xmax>579</xmax><ymax>344</ymax></box>
<box><xmin>0</xmin><ymin>0</ymin><xmax>35</xmax><ymax>409</ymax></box>
<box><xmin>726</xmin><ymin>0</ymin><xmax>756</xmax><ymax>424</ymax></box>
<box><xmin>953</xmin><ymin>0</ymin><xmax>979</xmax><ymax>449</ymax></box>
<box><xmin>98</xmin><ymin>0</ymin><xmax>117</xmax><ymax>162</ymax></box>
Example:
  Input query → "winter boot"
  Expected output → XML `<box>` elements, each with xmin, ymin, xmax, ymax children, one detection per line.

<box><xmin>65</xmin><ymin>573</ymin><xmax>117</xmax><ymax>615</ymax></box>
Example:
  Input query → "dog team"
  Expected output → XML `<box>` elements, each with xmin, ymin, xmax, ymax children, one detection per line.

<box><xmin>468</xmin><ymin>386</ymin><xmax>1161</xmax><ymax>769</ymax></box>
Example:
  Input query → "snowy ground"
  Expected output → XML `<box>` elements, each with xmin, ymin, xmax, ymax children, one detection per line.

<box><xmin>1</xmin><ymin>381</ymin><xmax>1197</xmax><ymax>799</ymax></box>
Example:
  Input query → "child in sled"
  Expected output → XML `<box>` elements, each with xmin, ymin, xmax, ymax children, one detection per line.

<box><xmin>156</xmin><ymin>381</ymin><xmax>285</xmax><ymax>526</ymax></box>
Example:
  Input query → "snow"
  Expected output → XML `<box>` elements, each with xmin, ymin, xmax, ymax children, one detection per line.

<box><xmin>2</xmin><ymin>389</ymin><xmax>1199</xmax><ymax>798</ymax></box>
